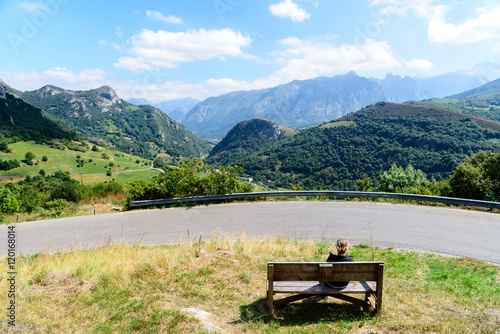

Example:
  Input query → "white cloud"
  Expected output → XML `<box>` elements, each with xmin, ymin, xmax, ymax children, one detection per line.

<box><xmin>269</xmin><ymin>0</ymin><xmax>311</xmax><ymax>22</ymax></box>
<box><xmin>43</xmin><ymin>68</ymin><xmax>108</xmax><ymax>82</ymax></box>
<box><xmin>146</xmin><ymin>10</ymin><xmax>183</xmax><ymax>24</ymax></box>
<box><xmin>267</xmin><ymin>38</ymin><xmax>401</xmax><ymax>84</ymax></box>
<box><xmin>115</xmin><ymin>27</ymin><xmax>123</xmax><ymax>38</ymax></box>
<box><xmin>405</xmin><ymin>59</ymin><xmax>433</xmax><ymax>71</ymax></box>
<box><xmin>98</xmin><ymin>40</ymin><xmax>122</xmax><ymax>51</ymax></box>
<box><xmin>428</xmin><ymin>6</ymin><xmax>500</xmax><ymax>44</ymax></box>
<box><xmin>371</xmin><ymin>0</ymin><xmax>500</xmax><ymax>46</ymax></box>
<box><xmin>369</xmin><ymin>0</ymin><xmax>445</xmax><ymax>19</ymax></box>
<box><xmin>0</xmin><ymin>68</ymin><xmax>109</xmax><ymax>92</ymax></box>
<box><xmin>17</xmin><ymin>1</ymin><xmax>46</xmax><ymax>13</ymax></box>
<box><xmin>114</xmin><ymin>28</ymin><xmax>253</xmax><ymax>72</ymax></box>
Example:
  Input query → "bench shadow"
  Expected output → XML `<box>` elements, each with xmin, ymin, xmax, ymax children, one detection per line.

<box><xmin>235</xmin><ymin>297</ymin><xmax>375</xmax><ymax>326</ymax></box>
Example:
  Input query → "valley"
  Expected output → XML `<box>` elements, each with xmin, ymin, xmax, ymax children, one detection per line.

<box><xmin>1</xmin><ymin>67</ymin><xmax>500</xmax><ymax>223</ymax></box>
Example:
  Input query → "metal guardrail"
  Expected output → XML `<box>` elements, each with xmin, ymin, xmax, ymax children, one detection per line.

<box><xmin>129</xmin><ymin>191</ymin><xmax>500</xmax><ymax>210</ymax></box>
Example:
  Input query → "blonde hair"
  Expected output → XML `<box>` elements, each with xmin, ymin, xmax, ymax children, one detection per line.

<box><xmin>336</xmin><ymin>239</ymin><xmax>349</xmax><ymax>255</ymax></box>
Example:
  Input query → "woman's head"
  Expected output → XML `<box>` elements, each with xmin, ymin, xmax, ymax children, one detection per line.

<box><xmin>336</xmin><ymin>239</ymin><xmax>349</xmax><ymax>255</ymax></box>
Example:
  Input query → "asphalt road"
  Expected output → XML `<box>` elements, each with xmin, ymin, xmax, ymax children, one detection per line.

<box><xmin>1</xmin><ymin>201</ymin><xmax>499</xmax><ymax>264</ymax></box>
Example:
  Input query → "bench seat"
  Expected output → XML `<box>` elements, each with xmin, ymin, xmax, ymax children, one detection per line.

<box><xmin>267</xmin><ymin>262</ymin><xmax>384</xmax><ymax>315</ymax></box>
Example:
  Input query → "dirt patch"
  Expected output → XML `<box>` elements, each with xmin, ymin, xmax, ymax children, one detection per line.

<box><xmin>213</xmin><ymin>248</ymin><xmax>236</xmax><ymax>257</ymax></box>
<box><xmin>482</xmin><ymin>308</ymin><xmax>500</xmax><ymax>328</ymax></box>
<box><xmin>196</xmin><ymin>248</ymin><xmax>236</xmax><ymax>258</ymax></box>
<box><xmin>27</xmin><ymin>271</ymin><xmax>96</xmax><ymax>296</ymax></box>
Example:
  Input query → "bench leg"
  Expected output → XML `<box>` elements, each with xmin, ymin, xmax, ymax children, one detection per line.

<box><xmin>268</xmin><ymin>290</ymin><xmax>274</xmax><ymax>316</ymax></box>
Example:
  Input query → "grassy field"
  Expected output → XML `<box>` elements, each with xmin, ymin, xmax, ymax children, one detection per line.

<box><xmin>1</xmin><ymin>239</ymin><xmax>498</xmax><ymax>333</ymax></box>
<box><xmin>0</xmin><ymin>141</ymin><xmax>154</xmax><ymax>184</ymax></box>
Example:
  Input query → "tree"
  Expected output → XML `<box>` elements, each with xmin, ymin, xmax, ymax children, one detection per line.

<box><xmin>24</xmin><ymin>151</ymin><xmax>36</xmax><ymax>165</ymax></box>
<box><xmin>19</xmin><ymin>185</ymin><xmax>41</xmax><ymax>213</ymax></box>
<box><xmin>92</xmin><ymin>145</ymin><xmax>99</xmax><ymax>152</ymax></box>
<box><xmin>49</xmin><ymin>181</ymin><xmax>82</xmax><ymax>203</ymax></box>
<box><xmin>25</xmin><ymin>151</ymin><xmax>36</xmax><ymax>161</ymax></box>
<box><xmin>0</xmin><ymin>188</ymin><xmax>19</xmax><ymax>215</ymax></box>
<box><xmin>0</xmin><ymin>142</ymin><xmax>9</xmax><ymax>153</ymax></box>
<box><xmin>448</xmin><ymin>151</ymin><xmax>500</xmax><ymax>201</ymax></box>
<box><xmin>377</xmin><ymin>163</ymin><xmax>429</xmax><ymax>193</ymax></box>
<box><xmin>42</xmin><ymin>155</ymin><xmax>48</xmax><ymax>162</ymax></box>
<box><xmin>39</xmin><ymin>169</ymin><xmax>46</xmax><ymax>177</ymax></box>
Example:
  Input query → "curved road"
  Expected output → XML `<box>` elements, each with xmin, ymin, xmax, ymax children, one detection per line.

<box><xmin>1</xmin><ymin>201</ymin><xmax>499</xmax><ymax>265</ymax></box>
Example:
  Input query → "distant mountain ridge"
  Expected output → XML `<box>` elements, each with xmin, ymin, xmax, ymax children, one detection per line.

<box><xmin>181</xmin><ymin>66</ymin><xmax>497</xmax><ymax>139</ymax></box>
<box><xmin>447</xmin><ymin>77</ymin><xmax>500</xmax><ymax>99</ymax></box>
<box><xmin>128</xmin><ymin>97</ymin><xmax>201</xmax><ymax>123</ymax></box>
<box><xmin>183</xmin><ymin>71</ymin><xmax>393</xmax><ymax>139</ymax></box>
<box><xmin>19</xmin><ymin>84</ymin><xmax>210</xmax><ymax>159</ymax></box>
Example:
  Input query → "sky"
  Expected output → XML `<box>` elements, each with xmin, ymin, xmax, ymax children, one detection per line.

<box><xmin>1</xmin><ymin>0</ymin><xmax>500</xmax><ymax>102</ymax></box>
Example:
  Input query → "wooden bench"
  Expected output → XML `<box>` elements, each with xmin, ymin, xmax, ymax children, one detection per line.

<box><xmin>267</xmin><ymin>261</ymin><xmax>384</xmax><ymax>315</ymax></box>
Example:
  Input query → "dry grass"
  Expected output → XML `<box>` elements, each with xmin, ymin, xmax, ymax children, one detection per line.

<box><xmin>0</xmin><ymin>238</ymin><xmax>499</xmax><ymax>333</ymax></box>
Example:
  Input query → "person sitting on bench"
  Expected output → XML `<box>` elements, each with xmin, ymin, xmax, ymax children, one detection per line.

<box><xmin>325</xmin><ymin>239</ymin><xmax>354</xmax><ymax>289</ymax></box>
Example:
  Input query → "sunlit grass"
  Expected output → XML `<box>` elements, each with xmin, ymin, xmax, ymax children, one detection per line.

<box><xmin>1</xmin><ymin>238</ymin><xmax>498</xmax><ymax>333</ymax></box>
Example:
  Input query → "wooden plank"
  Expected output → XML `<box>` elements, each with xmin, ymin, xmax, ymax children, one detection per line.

<box><xmin>271</xmin><ymin>262</ymin><xmax>382</xmax><ymax>273</ymax></box>
<box><xmin>273</xmin><ymin>271</ymin><xmax>378</xmax><ymax>281</ymax></box>
<box><xmin>273</xmin><ymin>281</ymin><xmax>376</xmax><ymax>294</ymax></box>
<box><xmin>268</xmin><ymin>264</ymin><xmax>274</xmax><ymax>315</ymax></box>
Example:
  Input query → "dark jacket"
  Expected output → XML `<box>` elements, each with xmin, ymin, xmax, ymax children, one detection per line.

<box><xmin>325</xmin><ymin>252</ymin><xmax>354</xmax><ymax>289</ymax></box>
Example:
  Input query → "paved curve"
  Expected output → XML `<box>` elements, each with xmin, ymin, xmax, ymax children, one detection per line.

<box><xmin>1</xmin><ymin>201</ymin><xmax>499</xmax><ymax>265</ymax></box>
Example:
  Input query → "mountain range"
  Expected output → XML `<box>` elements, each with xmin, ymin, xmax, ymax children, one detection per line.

<box><xmin>181</xmin><ymin>65</ymin><xmax>496</xmax><ymax>139</ymax></box>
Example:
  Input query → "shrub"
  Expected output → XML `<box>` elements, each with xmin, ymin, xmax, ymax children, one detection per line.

<box><xmin>49</xmin><ymin>181</ymin><xmax>82</xmax><ymax>203</ymax></box>
<box><xmin>0</xmin><ymin>188</ymin><xmax>20</xmax><ymax>215</ymax></box>
<box><xmin>128</xmin><ymin>158</ymin><xmax>252</xmax><ymax>201</ymax></box>
<box><xmin>45</xmin><ymin>199</ymin><xmax>67</xmax><ymax>215</ymax></box>
<box><xmin>448</xmin><ymin>151</ymin><xmax>500</xmax><ymax>201</ymax></box>
<box><xmin>377</xmin><ymin>162</ymin><xmax>429</xmax><ymax>193</ymax></box>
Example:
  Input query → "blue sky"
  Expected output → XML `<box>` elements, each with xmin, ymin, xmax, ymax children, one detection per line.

<box><xmin>1</xmin><ymin>0</ymin><xmax>500</xmax><ymax>102</ymax></box>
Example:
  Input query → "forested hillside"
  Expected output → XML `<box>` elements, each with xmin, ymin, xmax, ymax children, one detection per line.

<box><xmin>20</xmin><ymin>85</ymin><xmax>210</xmax><ymax>159</ymax></box>
<box><xmin>208</xmin><ymin>102</ymin><xmax>500</xmax><ymax>190</ymax></box>
<box><xmin>0</xmin><ymin>83</ymin><xmax>72</xmax><ymax>142</ymax></box>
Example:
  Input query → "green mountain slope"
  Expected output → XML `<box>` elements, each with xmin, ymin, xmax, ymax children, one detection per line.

<box><xmin>447</xmin><ymin>77</ymin><xmax>500</xmax><ymax>99</ymax></box>
<box><xmin>21</xmin><ymin>85</ymin><xmax>210</xmax><ymax>159</ymax></box>
<box><xmin>210</xmin><ymin>119</ymin><xmax>281</xmax><ymax>155</ymax></box>
<box><xmin>0</xmin><ymin>82</ymin><xmax>72</xmax><ymax>142</ymax></box>
<box><xmin>208</xmin><ymin>102</ymin><xmax>500</xmax><ymax>190</ymax></box>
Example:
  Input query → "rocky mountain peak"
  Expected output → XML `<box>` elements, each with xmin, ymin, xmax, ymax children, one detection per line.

<box><xmin>36</xmin><ymin>85</ymin><xmax>64</xmax><ymax>99</ymax></box>
<box><xmin>92</xmin><ymin>86</ymin><xmax>121</xmax><ymax>104</ymax></box>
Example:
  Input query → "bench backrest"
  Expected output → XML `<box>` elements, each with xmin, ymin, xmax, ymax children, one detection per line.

<box><xmin>268</xmin><ymin>262</ymin><xmax>384</xmax><ymax>282</ymax></box>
